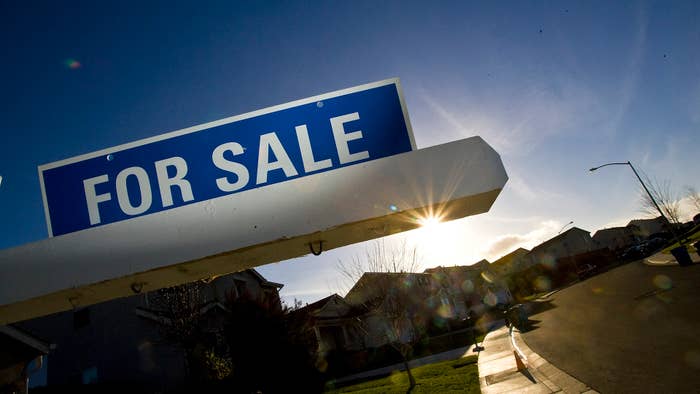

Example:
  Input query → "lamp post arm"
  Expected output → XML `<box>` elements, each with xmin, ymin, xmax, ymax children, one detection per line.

<box><xmin>558</xmin><ymin>221</ymin><xmax>574</xmax><ymax>234</ymax></box>
<box><xmin>590</xmin><ymin>160</ymin><xmax>682</xmax><ymax>244</ymax></box>
<box><xmin>590</xmin><ymin>162</ymin><xmax>630</xmax><ymax>171</ymax></box>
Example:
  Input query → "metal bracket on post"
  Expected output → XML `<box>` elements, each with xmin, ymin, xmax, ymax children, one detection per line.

<box><xmin>130</xmin><ymin>282</ymin><xmax>144</xmax><ymax>294</ymax></box>
<box><xmin>309</xmin><ymin>240</ymin><xmax>324</xmax><ymax>256</ymax></box>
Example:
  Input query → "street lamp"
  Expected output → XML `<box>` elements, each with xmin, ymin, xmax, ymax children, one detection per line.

<box><xmin>588</xmin><ymin>161</ymin><xmax>681</xmax><ymax>244</ymax></box>
<box><xmin>558</xmin><ymin>221</ymin><xmax>574</xmax><ymax>234</ymax></box>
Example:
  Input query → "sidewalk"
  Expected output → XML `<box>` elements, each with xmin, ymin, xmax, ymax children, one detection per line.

<box><xmin>645</xmin><ymin>249</ymin><xmax>700</xmax><ymax>266</ymax></box>
<box><xmin>478</xmin><ymin>323</ymin><xmax>598</xmax><ymax>393</ymax></box>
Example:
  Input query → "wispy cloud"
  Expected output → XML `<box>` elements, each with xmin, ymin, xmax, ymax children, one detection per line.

<box><xmin>482</xmin><ymin>220</ymin><xmax>562</xmax><ymax>260</ymax></box>
<box><xmin>419</xmin><ymin>76</ymin><xmax>599</xmax><ymax>156</ymax></box>
<box><xmin>599</xmin><ymin>216</ymin><xmax>635</xmax><ymax>229</ymax></box>
<box><xmin>505</xmin><ymin>171</ymin><xmax>564</xmax><ymax>202</ymax></box>
<box><xmin>690</xmin><ymin>80</ymin><xmax>700</xmax><ymax>124</ymax></box>
<box><xmin>606</xmin><ymin>5</ymin><xmax>648</xmax><ymax>135</ymax></box>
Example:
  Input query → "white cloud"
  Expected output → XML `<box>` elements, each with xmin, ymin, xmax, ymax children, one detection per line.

<box><xmin>481</xmin><ymin>220</ymin><xmax>562</xmax><ymax>261</ymax></box>
<box><xmin>679</xmin><ymin>196</ymin><xmax>700</xmax><ymax>222</ymax></box>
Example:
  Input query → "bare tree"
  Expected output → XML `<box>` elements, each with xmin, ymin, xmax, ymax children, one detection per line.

<box><xmin>337</xmin><ymin>239</ymin><xmax>423</xmax><ymax>393</ymax></box>
<box><xmin>336</xmin><ymin>239</ymin><xmax>421</xmax><ymax>294</ymax></box>
<box><xmin>147</xmin><ymin>281</ymin><xmax>224</xmax><ymax>381</ymax></box>
<box><xmin>685</xmin><ymin>186</ymin><xmax>700</xmax><ymax>214</ymax></box>
<box><xmin>149</xmin><ymin>282</ymin><xmax>208</xmax><ymax>346</ymax></box>
<box><xmin>639</xmin><ymin>175</ymin><xmax>682</xmax><ymax>225</ymax></box>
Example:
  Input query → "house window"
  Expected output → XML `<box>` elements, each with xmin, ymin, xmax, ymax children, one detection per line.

<box><xmin>74</xmin><ymin>308</ymin><xmax>90</xmax><ymax>329</ymax></box>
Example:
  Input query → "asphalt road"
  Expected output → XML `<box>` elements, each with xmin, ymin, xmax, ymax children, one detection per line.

<box><xmin>520</xmin><ymin>261</ymin><xmax>700</xmax><ymax>393</ymax></box>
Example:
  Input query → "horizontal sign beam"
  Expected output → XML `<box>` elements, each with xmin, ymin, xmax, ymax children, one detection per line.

<box><xmin>0</xmin><ymin>137</ymin><xmax>507</xmax><ymax>324</ymax></box>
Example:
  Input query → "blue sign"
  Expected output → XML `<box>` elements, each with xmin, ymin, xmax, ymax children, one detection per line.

<box><xmin>39</xmin><ymin>79</ymin><xmax>415</xmax><ymax>237</ymax></box>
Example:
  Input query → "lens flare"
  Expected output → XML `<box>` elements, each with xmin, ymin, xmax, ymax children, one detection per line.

<box><xmin>685</xmin><ymin>350</ymin><xmax>700</xmax><ymax>369</ymax></box>
<box><xmin>461</xmin><ymin>279</ymin><xmax>474</xmax><ymax>293</ymax></box>
<box><xmin>437</xmin><ymin>304</ymin><xmax>454</xmax><ymax>318</ymax></box>
<box><xmin>634</xmin><ymin>299</ymin><xmax>660</xmax><ymax>321</ymax></box>
<box><xmin>316</xmin><ymin>358</ymin><xmax>328</xmax><ymax>373</ymax></box>
<box><xmin>64</xmin><ymin>59</ymin><xmax>81</xmax><ymax>69</ymax></box>
<box><xmin>541</xmin><ymin>254</ymin><xmax>556</xmax><ymax>269</ymax></box>
<box><xmin>432</xmin><ymin>316</ymin><xmax>447</xmax><ymax>328</ymax></box>
<box><xmin>533</xmin><ymin>276</ymin><xmax>552</xmax><ymax>292</ymax></box>
<box><xmin>653</xmin><ymin>275</ymin><xmax>672</xmax><ymax>290</ymax></box>
<box><xmin>483</xmin><ymin>292</ymin><xmax>498</xmax><ymax>307</ymax></box>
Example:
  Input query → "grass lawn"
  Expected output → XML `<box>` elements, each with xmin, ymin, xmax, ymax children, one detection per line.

<box><xmin>661</xmin><ymin>225</ymin><xmax>700</xmax><ymax>253</ymax></box>
<box><xmin>324</xmin><ymin>355</ymin><xmax>480</xmax><ymax>394</ymax></box>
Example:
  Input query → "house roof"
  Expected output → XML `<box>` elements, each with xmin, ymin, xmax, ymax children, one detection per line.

<box><xmin>490</xmin><ymin>248</ymin><xmax>529</xmax><ymax>269</ymax></box>
<box><xmin>247</xmin><ymin>268</ymin><xmax>284</xmax><ymax>289</ymax></box>
<box><xmin>291</xmin><ymin>293</ymin><xmax>366</xmax><ymax>320</ymax></box>
<box><xmin>592</xmin><ymin>226</ymin><xmax>634</xmax><ymax>239</ymax></box>
<box><xmin>528</xmin><ymin>227</ymin><xmax>591</xmax><ymax>255</ymax></box>
<box><xmin>295</xmin><ymin>293</ymin><xmax>343</xmax><ymax>314</ymax></box>
<box><xmin>344</xmin><ymin>272</ymin><xmax>431</xmax><ymax>306</ymax></box>
<box><xmin>627</xmin><ymin>216</ymin><xmax>667</xmax><ymax>227</ymax></box>
<box><xmin>0</xmin><ymin>325</ymin><xmax>51</xmax><ymax>354</ymax></box>
<box><xmin>423</xmin><ymin>260</ymin><xmax>494</xmax><ymax>288</ymax></box>
<box><xmin>424</xmin><ymin>259</ymin><xmax>490</xmax><ymax>275</ymax></box>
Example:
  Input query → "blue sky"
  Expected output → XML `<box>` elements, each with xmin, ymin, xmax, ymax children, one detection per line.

<box><xmin>1</xmin><ymin>1</ymin><xmax>699</xmax><ymax>305</ymax></box>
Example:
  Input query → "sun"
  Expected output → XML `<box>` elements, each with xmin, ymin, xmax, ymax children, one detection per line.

<box><xmin>410</xmin><ymin>213</ymin><xmax>452</xmax><ymax>257</ymax></box>
<box><xmin>418</xmin><ymin>215</ymin><xmax>442</xmax><ymax>229</ymax></box>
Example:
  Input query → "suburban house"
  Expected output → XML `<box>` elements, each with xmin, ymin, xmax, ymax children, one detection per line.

<box><xmin>425</xmin><ymin>260</ymin><xmax>511</xmax><ymax>316</ymax></box>
<box><xmin>627</xmin><ymin>216</ymin><xmax>669</xmax><ymax>239</ymax></box>
<box><xmin>16</xmin><ymin>269</ymin><xmax>282</xmax><ymax>391</ymax></box>
<box><xmin>501</xmin><ymin>227</ymin><xmax>611</xmax><ymax>297</ymax></box>
<box><xmin>519</xmin><ymin>227</ymin><xmax>598</xmax><ymax>270</ymax></box>
<box><xmin>292</xmin><ymin>294</ymin><xmax>365</xmax><ymax>355</ymax></box>
<box><xmin>343</xmin><ymin>272</ymin><xmax>441</xmax><ymax>348</ymax></box>
<box><xmin>489</xmin><ymin>248</ymin><xmax>530</xmax><ymax>278</ymax></box>
<box><xmin>0</xmin><ymin>325</ymin><xmax>51</xmax><ymax>393</ymax></box>
<box><xmin>592</xmin><ymin>227</ymin><xmax>639</xmax><ymax>252</ymax></box>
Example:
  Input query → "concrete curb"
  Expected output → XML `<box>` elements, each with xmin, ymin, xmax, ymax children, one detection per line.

<box><xmin>644</xmin><ymin>250</ymin><xmax>700</xmax><ymax>267</ymax></box>
<box><xmin>478</xmin><ymin>324</ymin><xmax>598</xmax><ymax>393</ymax></box>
